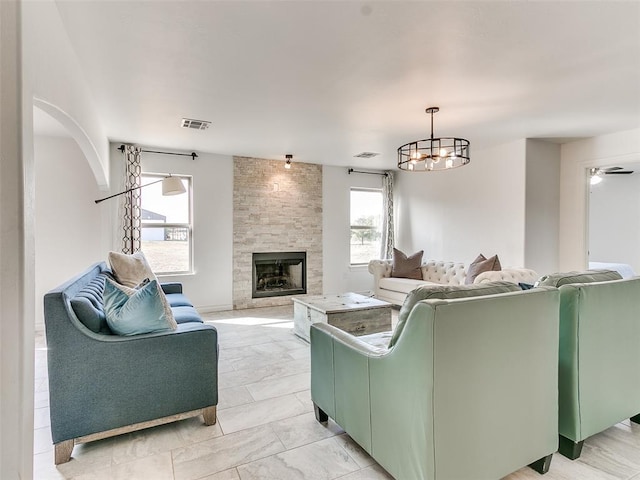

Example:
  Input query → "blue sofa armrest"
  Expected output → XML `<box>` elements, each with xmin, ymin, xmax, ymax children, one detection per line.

<box><xmin>161</xmin><ymin>282</ymin><xmax>183</xmax><ymax>294</ymax></box>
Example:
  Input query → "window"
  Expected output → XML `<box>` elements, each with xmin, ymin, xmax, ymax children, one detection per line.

<box><xmin>140</xmin><ymin>173</ymin><xmax>192</xmax><ymax>274</ymax></box>
<box><xmin>350</xmin><ymin>188</ymin><xmax>383</xmax><ymax>265</ymax></box>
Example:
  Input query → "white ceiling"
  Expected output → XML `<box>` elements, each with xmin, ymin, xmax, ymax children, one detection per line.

<box><xmin>52</xmin><ymin>1</ymin><xmax>640</xmax><ymax>170</ymax></box>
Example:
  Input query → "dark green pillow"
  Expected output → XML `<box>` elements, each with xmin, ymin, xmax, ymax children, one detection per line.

<box><xmin>535</xmin><ymin>269</ymin><xmax>622</xmax><ymax>287</ymax></box>
<box><xmin>389</xmin><ymin>281</ymin><xmax>521</xmax><ymax>347</ymax></box>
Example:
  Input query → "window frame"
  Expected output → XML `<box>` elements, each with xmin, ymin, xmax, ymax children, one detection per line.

<box><xmin>140</xmin><ymin>172</ymin><xmax>194</xmax><ymax>276</ymax></box>
<box><xmin>349</xmin><ymin>187</ymin><xmax>384</xmax><ymax>266</ymax></box>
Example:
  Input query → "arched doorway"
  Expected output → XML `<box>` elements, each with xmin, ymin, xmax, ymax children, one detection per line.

<box><xmin>32</xmin><ymin>103</ymin><xmax>109</xmax><ymax>468</ymax></box>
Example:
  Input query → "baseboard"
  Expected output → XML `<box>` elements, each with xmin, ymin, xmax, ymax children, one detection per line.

<box><xmin>195</xmin><ymin>304</ymin><xmax>233</xmax><ymax>313</ymax></box>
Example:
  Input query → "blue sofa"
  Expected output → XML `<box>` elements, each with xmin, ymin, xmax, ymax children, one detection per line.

<box><xmin>44</xmin><ymin>262</ymin><xmax>218</xmax><ymax>464</ymax></box>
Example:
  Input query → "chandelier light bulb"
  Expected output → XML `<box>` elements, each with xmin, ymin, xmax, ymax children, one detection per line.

<box><xmin>445</xmin><ymin>158</ymin><xmax>453</xmax><ymax>169</ymax></box>
<box><xmin>439</xmin><ymin>148</ymin><xmax>448</xmax><ymax>157</ymax></box>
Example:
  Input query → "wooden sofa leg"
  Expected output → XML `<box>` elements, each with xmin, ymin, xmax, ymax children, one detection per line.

<box><xmin>558</xmin><ymin>435</ymin><xmax>584</xmax><ymax>460</ymax></box>
<box><xmin>314</xmin><ymin>403</ymin><xmax>328</xmax><ymax>423</ymax></box>
<box><xmin>54</xmin><ymin>439</ymin><xmax>74</xmax><ymax>465</ymax></box>
<box><xmin>528</xmin><ymin>453</ymin><xmax>553</xmax><ymax>474</ymax></box>
<box><xmin>203</xmin><ymin>406</ymin><xmax>217</xmax><ymax>426</ymax></box>
<box><xmin>631</xmin><ymin>414</ymin><xmax>640</xmax><ymax>424</ymax></box>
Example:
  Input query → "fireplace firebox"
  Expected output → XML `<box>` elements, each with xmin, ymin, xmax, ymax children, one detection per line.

<box><xmin>252</xmin><ymin>252</ymin><xmax>307</xmax><ymax>298</ymax></box>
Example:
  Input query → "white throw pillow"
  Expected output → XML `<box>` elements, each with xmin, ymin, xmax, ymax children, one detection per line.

<box><xmin>108</xmin><ymin>251</ymin><xmax>155</xmax><ymax>288</ymax></box>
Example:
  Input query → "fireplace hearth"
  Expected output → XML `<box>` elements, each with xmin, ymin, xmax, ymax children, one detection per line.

<box><xmin>252</xmin><ymin>252</ymin><xmax>307</xmax><ymax>298</ymax></box>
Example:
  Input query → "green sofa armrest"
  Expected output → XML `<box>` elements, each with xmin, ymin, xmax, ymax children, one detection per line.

<box><xmin>310</xmin><ymin>322</ymin><xmax>389</xmax><ymax>454</ymax></box>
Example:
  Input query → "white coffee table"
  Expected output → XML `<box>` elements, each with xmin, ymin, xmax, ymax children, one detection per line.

<box><xmin>292</xmin><ymin>292</ymin><xmax>392</xmax><ymax>342</ymax></box>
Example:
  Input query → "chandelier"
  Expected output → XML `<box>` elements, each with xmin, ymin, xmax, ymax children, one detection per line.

<box><xmin>397</xmin><ymin>107</ymin><xmax>470</xmax><ymax>171</ymax></box>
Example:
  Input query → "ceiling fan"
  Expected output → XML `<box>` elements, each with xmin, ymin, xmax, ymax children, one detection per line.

<box><xmin>590</xmin><ymin>166</ymin><xmax>634</xmax><ymax>185</ymax></box>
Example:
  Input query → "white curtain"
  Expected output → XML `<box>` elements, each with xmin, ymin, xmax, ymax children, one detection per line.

<box><xmin>381</xmin><ymin>171</ymin><xmax>395</xmax><ymax>259</ymax></box>
<box><xmin>121</xmin><ymin>145</ymin><xmax>142</xmax><ymax>254</ymax></box>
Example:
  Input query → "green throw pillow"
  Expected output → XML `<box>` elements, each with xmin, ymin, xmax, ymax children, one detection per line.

<box><xmin>389</xmin><ymin>281</ymin><xmax>521</xmax><ymax>348</ymax></box>
<box><xmin>104</xmin><ymin>279</ymin><xmax>174</xmax><ymax>336</ymax></box>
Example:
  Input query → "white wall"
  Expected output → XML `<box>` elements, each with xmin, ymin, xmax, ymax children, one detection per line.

<box><xmin>559</xmin><ymin>128</ymin><xmax>640</xmax><ymax>270</ymax></box>
<box><xmin>22</xmin><ymin>0</ymin><xmax>109</xmax><ymax>187</ymax></box>
<box><xmin>109</xmin><ymin>143</ymin><xmax>234</xmax><ymax>311</ymax></box>
<box><xmin>525</xmin><ymin>139</ymin><xmax>561</xmax><ymax>274</ymax></box>
<box><xmin>1</xmin><ymin>1</ymin><xmax>33</xmax><ymax>477</ymax></box>
<box><xmin>395</xmin><ymin>140</ymin><xmax>528</xmax><ymax>267</ymax></box>
<box><xmin>323</xmin><ymin>166</ymin><xmax>383</xmax><ymax>295</ymax></box>
<box><xmin>34</xmin><ymin>135</ymin><xmax>108</xmax><ymax>329</ymax></box>
<box><xmin>11</xmin><ymin>4</ymin><xmax>109</xmax><ymax>474</ymax></box>
<box><xmin>107</xmin><ymin>155</ymin><xmax>383</xmax><ymax>306</ymax></box>
<box><xmin>589</xmin><ymin>173</ymin><xmax>640</xmax><ymax>273</ymax></box>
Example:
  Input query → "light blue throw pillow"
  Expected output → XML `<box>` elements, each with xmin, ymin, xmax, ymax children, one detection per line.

<box><xmin>103</xmin><ymin>279</ymin><xmax>173</xmax><ymax>336</ymax></box>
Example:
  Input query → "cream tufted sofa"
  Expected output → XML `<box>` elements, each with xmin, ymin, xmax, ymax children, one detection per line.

<box><xmin>368</xmin><ymin>259</ymin><xmax>538</xmax><ymax>305</ymax></box>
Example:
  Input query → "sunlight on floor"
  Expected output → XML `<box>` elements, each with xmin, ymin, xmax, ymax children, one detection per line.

<box><xmin>210</xmin><ymin>317</ymin><xmax>294</xmax><ymax>328</ymax></box>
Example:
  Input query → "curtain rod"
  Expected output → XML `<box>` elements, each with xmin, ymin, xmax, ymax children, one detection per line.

<box><xmin>347</xmin><ymin>168</ymin><xmax>388</xmax><ymax>177</ymax></box>
<box><xmin>118</xmin><ymin>144</ymin><xmax>198</xmax><ymax>161</ymax></box>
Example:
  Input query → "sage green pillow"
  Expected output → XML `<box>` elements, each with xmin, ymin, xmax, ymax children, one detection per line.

<box><xmin>389</xmin><ymin>281</ymin><xmax>521</xmax><ymax>348</ymax></box>
<box><xmin>535</xmin><ymin>269</ymin><xmax>622</xmax><ymax>287</ymax></box>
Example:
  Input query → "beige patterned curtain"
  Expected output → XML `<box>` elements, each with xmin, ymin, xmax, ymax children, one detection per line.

<box><xmin>121</xmin><ymin>145</ymin><xmax>142</xmax><ymax>254</ymax></box>
<box><xmin>381</xmin><ymin>171</ymin><xmax>395</xmax><ymax>259</ymax></box>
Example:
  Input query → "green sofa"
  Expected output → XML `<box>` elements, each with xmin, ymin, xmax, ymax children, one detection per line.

<box><xmin>541</xmin><ymin>271</ymin><xmax>640</xmax><ymax>459</ymax></box>
<box><xmin>310</xmin><ymin>287</ymin><xmax>560</xmax><ymax>479</ymax></box>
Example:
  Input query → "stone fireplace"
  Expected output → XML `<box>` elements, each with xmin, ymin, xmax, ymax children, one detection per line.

<box><xmin>252</xmin><ymin>252</ymin><xmax>306</xmax><ymax>298</ymax></box>
<box><xmin>233</xmin><ymin>156</ymin><xmax>322</xmax><ymax>309</ymax></box>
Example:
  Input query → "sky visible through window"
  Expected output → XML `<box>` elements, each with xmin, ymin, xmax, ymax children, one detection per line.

<box><xmin>140</xmin><ymin>175</ymin><xmax>189</xmax><ymax>222</ymax></box>
<box><xmin>351</xmin><ymin>189</ymin><xmax>383</xmax><ymax>264</ymax></box>
<box><xmin>140</xmin><ymin>175</ymin><xmax>191</xmax><ymax>274</ymax></box>
<box><xmin>350</xmin><ymin>189</ymin><xmax>383</xmax><ymax>225</ymax></box>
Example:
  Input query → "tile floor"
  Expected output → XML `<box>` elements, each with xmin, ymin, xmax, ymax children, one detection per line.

<box><xmin>33</xmin><ymin>305</ymin><xmax>640</xmax><ymax>479</ymax></box>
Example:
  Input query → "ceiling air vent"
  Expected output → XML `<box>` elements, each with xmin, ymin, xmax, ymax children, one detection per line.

<box><xmin>354</xmin><ymin>152</ymin><xmax>380</xmax><ymax>158</ymax></box>
<box><xmin>181</xmin><ymin>118</ymin><xmax>211</xmax><ymax>130</ymax></box>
